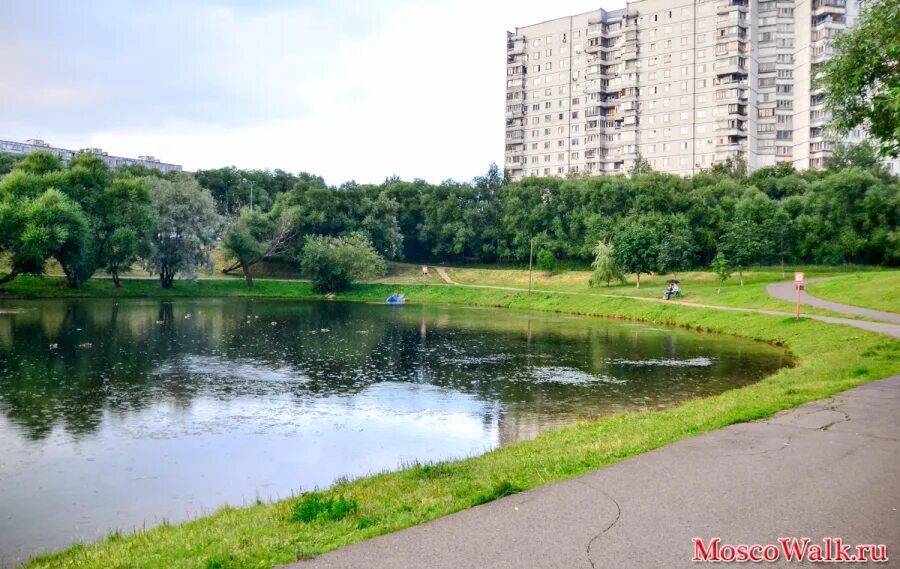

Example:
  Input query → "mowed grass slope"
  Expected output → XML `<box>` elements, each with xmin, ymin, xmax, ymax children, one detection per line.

<box><xmin>387</xmin><ymin>264</ymin><xmax>884</xmax><ymax>320</ymax></box>
<box><xmin>806</xmin><ymin>272</ymin><xmax>900</xmax><ymax>313</ymax></box>
<box><xmin>10</xmin><ymin>271</ymin><xmax>899</xmax><ymax>569</ymax></box>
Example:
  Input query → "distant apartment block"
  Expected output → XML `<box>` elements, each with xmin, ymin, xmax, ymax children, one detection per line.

<box><xmin>0</xmin><ymin>138</ymin><xmax>183</xmax><ymax>174</ymax></box>
<box><xmin>504</xmin><ymin>0</ymin><xmax>898</xmax><ymax>180</ymax></box>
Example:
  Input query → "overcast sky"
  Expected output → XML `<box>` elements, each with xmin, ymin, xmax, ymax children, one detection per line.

<box><xmin>1</xmin><ymin>0</ymin><xmax>628</xmax><ymax>184</ymax></box>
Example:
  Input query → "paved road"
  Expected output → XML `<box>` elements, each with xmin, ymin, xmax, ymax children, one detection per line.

<box><xmin>767</xmin><ymin>277</ymin><xmax>900</xmax><ymax>325</ymax></box>
<box><xmin>286</xmin><ymin>376</ymin><xmax>900</xmax><ymax>569</ymax></box>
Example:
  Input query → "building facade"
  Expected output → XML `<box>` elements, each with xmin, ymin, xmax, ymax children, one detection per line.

<box><xmin>504</xmin><ymin>0</ymin><xmax>895</xmax><ymax>180</ymax></box>
<box><xmin>0</xmin><ymin>138</ymin><xmax>183</xmax><ymax>174</ymax></box>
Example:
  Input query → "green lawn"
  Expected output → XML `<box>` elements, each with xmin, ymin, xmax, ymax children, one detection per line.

<box><xmin>806</xmin><ymin>272</ymin><xmax>900</xmax><ymax>314</ymax></box>
<box><xmin>6</xmin><ymin>273</ymin><xmax>897</xmax><ymax>569</ymax></box>
<box><xmin>419</xmin><ymin>264</ymin><xmax>881</xmax><ymax>320</ymax></box>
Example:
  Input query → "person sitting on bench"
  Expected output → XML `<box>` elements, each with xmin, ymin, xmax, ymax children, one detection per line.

<box><xmin>664</xmin><ymin>282</ymin><xmax>681</xmax><ymax>300</ymax></box>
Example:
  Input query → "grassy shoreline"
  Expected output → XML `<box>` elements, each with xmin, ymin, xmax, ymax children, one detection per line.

<box><xmin>8</xmin><ymin>276</ymin><xmax>900</xmax><ymax>569</ymax></box>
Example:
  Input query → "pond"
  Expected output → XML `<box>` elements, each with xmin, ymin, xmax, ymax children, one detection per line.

<box><xmin>0</xmin><ymin>298</ymin><xmax>790</xmax><ymax>564</ymax></box>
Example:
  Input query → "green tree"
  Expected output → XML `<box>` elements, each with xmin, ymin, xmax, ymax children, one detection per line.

<box><xmin>825</xmin><ymin>140</ymin><xmax>886</xmax><ymax>173</ymax></box>
<box><xmin>588</xmin><ymin>240</ymin><xmax>625</xmax><ymax>287</ymax></box>
<box><xmin>95</xmin><ymin>177</ymin><xmax>155</xmax><ymax>287</ymax></box>
<box><xmin>0</xmin><ymin>189</ymin><xmax>92</xmax><ymax>287</ymax></box>
<box><xmin>299</xmin><ymin>233</ymin><xmax>387</xmax><ymax>293</ymax></box>
<box><xmin>716</xmin><ymin>220</ymin><xmax>764</xmax><ymax>287</ymax></box>
<box><xmin>613</xmin><ymin>221</ymin><xmax>659</xmax><ymax>288</ymax></box>
<box><xmin>819</xmin><ymin>0</ymin><xmax>900</xmax><ymax>157</ymax></box>
<box><xmin>360</xmin><ymin>192</ymin><xmax>404</xmax><ymax>259</ymax></box>
<box><xmin>220</xmin><ymin>208</ymin><xmax>300</xmax><ymax>289</ymax></box>
<box><xmin>655</xmin><ymin>217</ymin><xmax>697</xmax><ymax>276</ymax></box>
<box><xmin>148</xmin><ymin>174</ymin><xmax>221</xmax><ymax>288</ymax></box>
<box><xmin>710</xmin><ymin>251</ymin><xmax>732</xmax><ymax>292</ymax></box>
<box><xmin>16</xmin><ymin>151</ymin><xmax>64</xmax><ymax>175</ymax></box>
<box><xmin>628</xmin><ymin>154</ymin><xmax>653</xmax><ymax>176</ymax></box>
<box><xmin>221</xmin><ymin>212</ymin><xmax>268</xmax><ymax>289</ymax></box>
<box><xmin>0</xmin><ymin>153</ymin><xmax>24</xmax><ymax>176</ymax></box>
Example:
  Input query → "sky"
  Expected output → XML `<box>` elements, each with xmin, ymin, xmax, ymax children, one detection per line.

<box><xmin>0</xmin><ymin>0</ymin><xmax>627</xmax><ymax>185</ymax></box>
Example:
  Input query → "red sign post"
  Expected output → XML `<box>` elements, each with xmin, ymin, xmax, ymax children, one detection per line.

<box><xmin>794</xmin><ymin>272</ymin><xmax>804</xmax><ymax>319</ymax></box>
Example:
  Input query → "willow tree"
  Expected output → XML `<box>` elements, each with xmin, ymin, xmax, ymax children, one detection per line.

<box><xmin>147</xmin><ymin>174</ymin><xmax>221</xmax><ymax>288</ymax></box>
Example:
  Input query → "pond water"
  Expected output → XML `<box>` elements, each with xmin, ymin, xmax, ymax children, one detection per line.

<box><xmin>0</xmin><ymin>298</ymin><xmax>790</xmax><ymax>564</ymax></box>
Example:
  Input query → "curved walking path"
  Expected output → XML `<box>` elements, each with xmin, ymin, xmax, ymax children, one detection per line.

<box><xmin>287</xmin><ymin>375</ymin><xmax>900</xmax><ymax>569</ymax></box>
<box><xmin>767</xmin><ymin>277</ymin><xmax>900</xmax><ymax>325</ymax></box>
<box><xmin>434</xmin><ymin>267</ymin><xmax>455</xmax><ymax>285</ymax></box>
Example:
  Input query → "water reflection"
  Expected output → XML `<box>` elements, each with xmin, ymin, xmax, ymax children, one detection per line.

<box><xmin>0</xmin><ymin>299</ymin><xmax>789</xmax><ymax>564</ymax></box>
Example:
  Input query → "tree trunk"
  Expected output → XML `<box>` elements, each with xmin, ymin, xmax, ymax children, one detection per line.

<box><xmin>111</xmin><ymin>268</ymin><xmax>121</xmax><ymax>288</ymax></box>
<box><xmin>221</xmin><ymin>261</ymin><xmax>242</xmax><ymax>275</ymax></box>
<box><xmin>0</xmin><ymin>270</ymin><xmax>19</xmax><ymax>285</ymax></box>
<box><xmin>636</xmin><ymin>273</ymin><xmax>641</xmax><ymax>288</ymax></box>
<box><xmin>241</xmin><ymin>263</ymin><xmax>254</xmax><ymax>289</ymax></box>
<box><xmin>61</xmin><ymin>263</ymin><xmax>79</xmax><ymax>289</ymax></box>
<box><xmin>739</xmin><ymin>269</ymin><xmax>744</xmax><ymax>288</ymax></box>
<box><xmin>160</xmin><ymin>264</ymin><xmax>175</xmax><ymax>289</ymax></box>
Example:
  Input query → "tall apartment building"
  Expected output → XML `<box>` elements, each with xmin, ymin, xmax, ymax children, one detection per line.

<box><xmin>0</xmin><ymin>138</ymin><xmax>183</xmax><ymax>174</ymax></box>
<box><xmin>504</xmin><ymin>0</ymin><xmax>895</xmax><ymax>180</ymax></box>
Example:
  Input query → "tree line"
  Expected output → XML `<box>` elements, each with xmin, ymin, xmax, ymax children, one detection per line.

<box><xmin>0</xmin><ymin>143</ymin><xmax>898</xmax><ymax>291</ymax></box>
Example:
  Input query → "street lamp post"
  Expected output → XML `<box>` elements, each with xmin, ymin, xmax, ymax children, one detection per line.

<box><xmin>528</xmin><ymin>237</ymin><xmax>534</xmax><ymax>295</ymax></box>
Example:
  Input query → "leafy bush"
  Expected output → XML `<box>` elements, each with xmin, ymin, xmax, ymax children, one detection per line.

<box><xmin>299</xmin><ymin>233</ymin><xmax>387</xmax><ymax>293</ymax></box>
<box><xmin>536</xmin><ymin>250</ymin><xmax>557</xmax><ymax>274</ymax></box>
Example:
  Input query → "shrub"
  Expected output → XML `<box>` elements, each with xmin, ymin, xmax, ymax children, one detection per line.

<box><xmin>536</xmin><ymin>249</ymin><xmax>557</xmax><ymax>274</ymax></box>
<box><xmin>299</xmin><ymin>233</ymin><xmax>387</xmax><ymax>293</ymax></box>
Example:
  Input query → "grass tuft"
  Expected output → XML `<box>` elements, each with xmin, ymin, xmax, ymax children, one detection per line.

<box><xmin>290</xmin><ymin>494</ymin><xmax>359</xmax><ymax>524</ymax></box>
<box><xmin>472</xmin><ymin>481</ymin><xmax>521</xmax><ymax>506</ymax></box>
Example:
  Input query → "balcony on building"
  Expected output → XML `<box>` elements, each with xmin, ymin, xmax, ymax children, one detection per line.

<box><xmin>812</xmin><ymin>0</ymin><xmax>847</xmax><ymax>14</ymax></box>
<box><xmin>810</xmin><ymin>110</ymin><xmax>831</xmax><ymax>127</ymax></box>
<box><xmin>810</xmin><ymin>141</ymin><xmax>832</xmax><ymax>155</ymax></box>
<box><xmin>717</xmin><ymin>134</ymin><xmax>748</xmax><ymax>148</ymax></box>
<box><xmin>723</xmin><ymin>103</ymin><xmax>748</xmax><ymax>117</ymax></box>
<box><xmin>714</xmin><ymin>72</ymin><xmax>749</xmax><ymax>86</ymax></box>
<box><xmin>717</xmin><ymin>0</ymin><xmax>749</xmax><ymax>14</ymax></box>
<box><xmin>505</xmin><ymin>129</ymin><xmax>525</xmax><ymax>141</ymax></box>
<box><xmin>585</xmin><ymin>65</ymin><xmax>609</xmax><ymax>80</ymax></box>
<box><xmin>505</xmin><ymin>156</ymin><xmax>525</xmax><ymax>170</ymax></box>
<box><xmin>716</xmin><ymin>119</ymin><xmax>748</xmax><ymax>136</ymax></box>
<box><xmin>506</xmin><ymin>78</ymin><xmax>527</xmax><ymax>92</ymax></box>
<box><xmin>809</xmin><ymin>126</ymin><xmax>826</xmax><ymax>141</ymax></box>
<box><xmin>715</xmin><ymin>56</ymin><xmax>748</xmax><ymax>76</ymax></box>
<box><xmin>716</xmin><ymin>24</ymin><xmax>748</xmax><ymax>42</ymax></box>
<box><xmin>812</xmin><ymin>12</ymin><xmax>846</xmax><ymax>28</ymax></box>
<box><xmin>506</xmin><ymin>116</ymin><xmax>526</xmax><ymax>129</ymax></box>
<box><xmin>506</xmin><ymin>33</ymin><xmax>526</xmax><ymax>54</ymax></box>
<box><xmin>507</xmin><ymin>52</ymin><xmax>527</xmax><ymax>65</ymax></box>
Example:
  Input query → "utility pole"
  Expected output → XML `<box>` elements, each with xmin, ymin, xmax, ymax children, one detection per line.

<box><xmin>528</xmin><ymin>237</ymin><xmax>534</xmax><ymax>294</ymax></box>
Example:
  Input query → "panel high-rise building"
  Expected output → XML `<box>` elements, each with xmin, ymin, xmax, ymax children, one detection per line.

<box><xmin>504</xmin><ymin>0</ymin><xmax>894</xmax><ymax>180</ymax></box>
